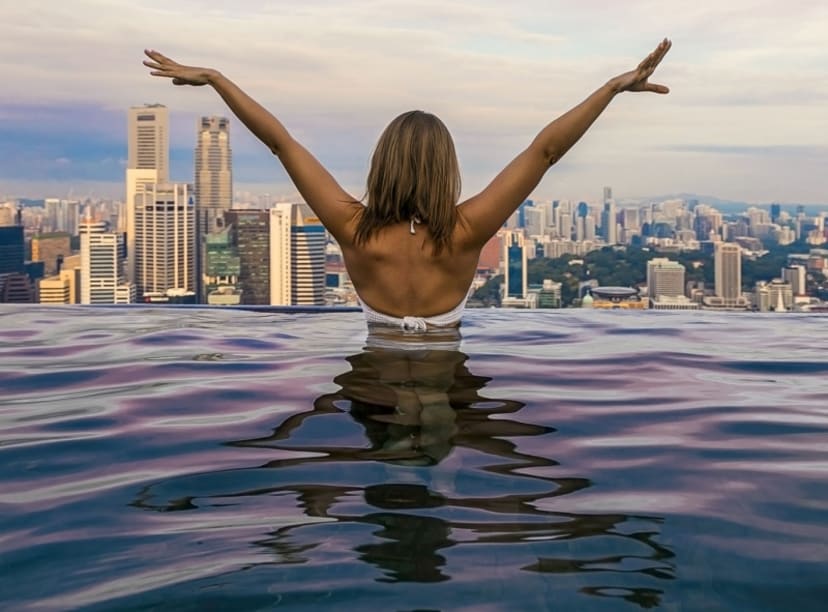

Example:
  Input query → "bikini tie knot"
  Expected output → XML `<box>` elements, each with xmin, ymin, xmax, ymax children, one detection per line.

<box><xmin>401</xmin><ymin>316</ymin><xmax>427</xmax><ymax>331</ymax></box>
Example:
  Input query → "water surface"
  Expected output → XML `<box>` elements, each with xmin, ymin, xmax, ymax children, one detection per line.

<box><xmin>0</xmin><ymin>307</ymin><xmax>826</xmax><ymax>610</ymax></box>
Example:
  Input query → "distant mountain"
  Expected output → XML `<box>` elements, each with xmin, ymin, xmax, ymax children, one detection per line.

<box><xmin>626</xmin><ymin>193</ymin><xmax>827</xmax><ymax>214</ymax></box>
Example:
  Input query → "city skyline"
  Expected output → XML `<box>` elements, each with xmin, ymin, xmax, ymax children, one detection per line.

<box><xmin>2</xmin><ymin>1</ymin><xmax>827</xmax><ymax>204</ymax></box>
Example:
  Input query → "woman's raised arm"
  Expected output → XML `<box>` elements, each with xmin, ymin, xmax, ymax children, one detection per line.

<box><xmin>457</xmin><ymin>39</ymin><xmax>672</xmax><ymax>246</ymax></box>
<box><xmin>142</xmin><ymin>50</ymin><xmax>361</xmax><ymax>244</ymax></box>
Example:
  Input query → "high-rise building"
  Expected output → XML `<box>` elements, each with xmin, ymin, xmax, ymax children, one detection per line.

<box><xmin>714</xmin><ymin>242</ymin><xmax>742</xmax><ymax>304</ymax></box>
<box><xmin>39</xmin><ymin>276</ymin><xmax>70</xmax><ymax>304</ymax></box>
<box><xmin>194</xmin><ymin>116</ymin><xmax>233</xmax><ymax>301</ymax></box>
<box><xmin>755</xmin><ymin>279</ymin><xmax>793</xmax><ymax>312</ymax></box>
<box><xmin>477</xmin><ymin>234</ymin><xmax>501</xmax><ymax>272</ymax></box>
<box><xmin>0</xmin><ymin>206</ymin><xmax>13</xmax><ymax>226</ymax></box>
<box><xmin>128</xmin><ymin>104</ymin><xmax>169</xmax><ymax>180</ymax></box>
<box><xmin>225</xmin><ymin>210</ymin><xmax>271</xmax><ymax>305</ymax></box>
<box><xmin>43</xmin><ymin>199</ymin><xmax>82</xmax><ymax>234</ymax></box>
<box><xmin>558</xmin><ymin>212</ymin><xmax>573</xmax><ymax>240</ymax></box>
<box><xmin>31</xmin><ymin>233</ymin><xmax>72</xmax><ymax>276</ymax></box>
<box><xmin>781</xmin><ymin>265</ymin><xmax>807</xmax><ymax>296</ymax></box>
<box><xmin>524</xmin><ymin>206</ymin><xmax>546</xmax><ymax>237</ymax></box>
<box><xmin>126</xmin><ymin>104</ymin><xmax>168</xmax><ymax>284</ymax></box>
<box><xmin>601</xmin><ymin>189</ymin><xmax>618</xmax><ymax>244</ymax></box>
<box><xmin>622</xmin><ymin>207</ymin><xmax>640</xmax><ymax>231</ymax></box>
<box><xmin>133</xmin><ymin>183</ymin><xmax>195</xmax><ymax>299</ymax></box>
<box><xmin>502</xmin><ymin>230</ymin><xmax>528</xmax><ymax>299</ymax></box>
<box><xmin>537</xmin><ymin>279</ymin><xmax>562</xmax><ymax>308</ymax></box>
<box><xmin>38</xmin><ymin>271</ymin><xmax>73</xmax><ymax>305</ymax></box>
<box><xmin>647</xmin><ymin>258</ymin><xmax>686</xmax><ymax>300</ymax></box>
<box><xmin>269</xmin><ymin>203</ymin><xmax>326</xmax><ymax>306</ymax></box>
<box><xmin>584</xmin><ymin>215</ymin><xmax>596</xmax><ymax>241</ymax></box>
<box><xmin>0</xmin><ymin>225</ymin><xmax>24</xmax><ymax>275</ymax></box>
<box><xmin>0</xmin><ymin>211</ymin><xmax>33</xmax><ymax>303</ymax></box>
<box><xmin>126</xmin><ymin>168</ymin><xmax>159</xmax><ymax>283</ymax></box>
<box><xmin>79</xmin><ymin>218</ymin><xmax>133</xmax><ymax>304</ymax></box>
<box><xmin>39</xmin><ymin>253</ymin><xmax>80</xmax><ymax>304</ymax></box>
<box><xmin>203</xmin><ymin>225</ymin><xmax>242</xmax><ymax>305</ymax></box>
<box><xmin>603</xmin><ymin>186</ymin><xmax>613</xmax><ymax>202</ymax></box>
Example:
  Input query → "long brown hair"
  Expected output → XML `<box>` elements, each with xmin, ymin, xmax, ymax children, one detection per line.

<box><xmin>355</xmin><ymin>110</ymin><xmax>461</xmax><ymax>254</ymax></box>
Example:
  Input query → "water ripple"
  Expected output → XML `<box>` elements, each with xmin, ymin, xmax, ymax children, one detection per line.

<box><xmin>0</xmin><ymin>306</ymin><xmax>826</xmax><ymax>611</ymax></box>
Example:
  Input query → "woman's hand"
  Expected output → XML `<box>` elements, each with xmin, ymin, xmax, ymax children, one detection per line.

<box><xmin>142</xmin><ymin>49</ymin><xmax>217</xmax><ymax>86</ymax></box>
<box><xmin>608</xmin><ymin>38</ymin><xmax>672</xmax><ymax>95</ymax></box>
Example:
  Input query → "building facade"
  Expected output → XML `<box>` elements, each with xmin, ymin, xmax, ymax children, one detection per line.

<box><xmin>80</xmin><ymin>219</ymin><xmax>132</xmax><ymax>304</ymax></box>
<box><xmin>225</xmin><ymin>210</ymin><xmax>270</xmax><ymax>305</ymax></box>
<box><xmin>31</xmin><ymin>233</ymin><xmax>72</xmax><ymax>276</ymax></box>
<box><xmin>269</xmin><ymin>203</ymin><xmax>326</xmax><ymax>306</ymax></box>
<box><xmin>647</xmin><ymin>257</ymin><xmax>686</xmax><ymax>301</ymax></box>
<box><xmin>502</xmin><ymin>230</ymin><xmax>528</xmax><ymax>300</ymax></box>
<box><xmin>128</xmin><ymin>104</ymin><xmax>169</xmax><ymax>180</ymax></box>
<box><xmin>194</xmin><ymin>116</ymin><xmax>233</xmax><ymax>301</ymax></box>
<box><xmin>714</xmin><ymin>242</ymin><xmax>742</xmax><ymax>304</ymax></box>
<box><xmin>133</xmin><ymin>183</ymin><xmax>195</xmax><ymax>299</ymax></box>
<box><xmin>203</xmin><ymin>225</ymin><xmax>242</xmax><ymax>305</ymax></box>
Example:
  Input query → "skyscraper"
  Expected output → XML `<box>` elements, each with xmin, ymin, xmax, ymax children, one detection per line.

<box><xmin>601</xmin><ymin>201</ymin><xmax>618</xmax><ymax>244</ymax></box>
<box><xmin>647</xmin><ymin>258</ymin><xmax>686</xmax><ymax>300</ymax></box>
<box><xmin>291</xmin><ymin>207</ymin><xmax>326</xmax><ymax>306</ymax></box>
<box><xmin>269</xmin><ymin>203</ymin><xmax>326</xmax><ymax>306</ymax></box>
<box><xmin>0</xmin><ymin>225</ymin><xmax>24</xmax><ymax>275</ymax></box>
<box><xmin>38</xmin><ymin>274</ymin><xmax>72</xmax><ymax>304</ymax></box>
<box><xmin>133</xmin><ymin>183</ymin><xmax>195</xmax><ymax>299</ymax></box>
<box><xmin>128</xmin><ymin>104</ymin><xmax>169</xmax><ymax>180</ymax></box>
<box><xmin>203</xmin><ymin>225</ymin><xmax>242</xmax><ymax>305</ymax></box>
<box><xmin>126</xmin><ymin>104</ymin><xmax>168</xmax><ymax>284</ymax></box>
<box><xmin>31</xmin><ymin>232</ymin><xmax>72</xmax><ymax>276</ymax></box>
<box><xmin>80</xmin><ymin>217</ymin><xmax>133</xmax><ymax>304</ymax></box>
<box><xmin>714</xmin><ymin>242</ymin><xmax>742</xmax><ymax>304</ymax></box>
<box><xmin>225</xmin><ymin>210</ymin><xmax>271</xmax><ymax>305</ymax></box>
<box><xmin>600</xmin><ymin>187</ymin><xmax>616</xmax><ymax>244</ymax></box>
<box><xmin>0</xmin><ymin>217</ymin><xmax>30</xmax><ymax>303</ymax></box>
<box><xmin>194</xmin><ymin>116</ymin><xmax>233</xmax><ymax>301</ymax></box>
<box><xmin>502</xmin><ymin>230</ymin><xmax>528</xmax><ymax>300</ymax></box>
<box><xmin>782</xmin><ymin>265</ymin><xmax>807</xmax><ymax>296</ymax></box>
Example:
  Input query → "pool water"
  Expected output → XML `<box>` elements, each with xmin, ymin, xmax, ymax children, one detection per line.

<box><xmin>0</xmin><ymin>307</ymin><xmax>826</xmax><ymax>610</ymax></box>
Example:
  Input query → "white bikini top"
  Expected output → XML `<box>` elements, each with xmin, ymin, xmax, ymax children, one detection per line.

<box><xmin>356</xmin><ymin>216</ymin><xmax>470</xmax><ymax>331</ymax></box>
<box><xmin>360</xmin><ymin>292</ymin><xmax>469</xmax><ymax>331</ymax></box>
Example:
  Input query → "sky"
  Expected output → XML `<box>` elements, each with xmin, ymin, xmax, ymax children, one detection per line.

<box><xmin>2</xmin><ymin>0</ymin><xmax>827</xmax><ymax>205</ymax></box>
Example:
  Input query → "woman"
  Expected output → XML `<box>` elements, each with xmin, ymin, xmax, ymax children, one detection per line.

<box><xmin>143</xmin><ymin>39</ymin><xmax>671</xmax><ymax>330</ymax></box>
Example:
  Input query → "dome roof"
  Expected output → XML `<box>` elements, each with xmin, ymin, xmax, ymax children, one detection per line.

<box><xmin>591</xmin><ymin>286</ymin><xmax>639</xmax><ymax>299</ymax></box>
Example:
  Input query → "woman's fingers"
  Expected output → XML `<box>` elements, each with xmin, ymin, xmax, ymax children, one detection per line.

<box><xmin>645</xmin><ymin>82</ymin><xmax>670</xmax><ymax>94</ymax></box>
<box><xmin>640</xmin><ymin>39</ymin><xmax>671</xmax><ymax>71</ymax></box>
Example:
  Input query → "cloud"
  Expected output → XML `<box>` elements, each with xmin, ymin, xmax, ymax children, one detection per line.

<box><xmin>664</xmin><ymin>145</ymin><xmax>828</xmax><ymax>158</ymax></box>
<box><xmin>1</xmin><ymin>1</ymin><xmax>827</xmax><ymax>204</ymax></box>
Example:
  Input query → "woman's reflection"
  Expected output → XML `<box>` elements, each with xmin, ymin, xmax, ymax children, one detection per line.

<box><xmin>133</xmin><ymin>342</ymin><xmax>675</xmax><ymax>607</ymax></box>
<box><xmin>235</xmin><ymin>344</ymin><xmax>554</xmax><ymax>471</ymax></box>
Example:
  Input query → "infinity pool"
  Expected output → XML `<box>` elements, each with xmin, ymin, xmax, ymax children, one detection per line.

<box><xmin>0</xmin><ymin>307</ymin><xmax>826</xmax><ymax>610</ymax></box>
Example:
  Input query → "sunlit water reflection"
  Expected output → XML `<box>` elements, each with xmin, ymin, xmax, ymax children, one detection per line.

<box><xmin>0</xmin><ymin>306</ymin><xmax>826</xmax><ymax>610</ymax></box>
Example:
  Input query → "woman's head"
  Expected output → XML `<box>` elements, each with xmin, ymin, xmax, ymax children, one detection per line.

<box><xmin>355</xmin><ymin>111</ymin><xmax>461</xmax><ymax>253</ymax></box>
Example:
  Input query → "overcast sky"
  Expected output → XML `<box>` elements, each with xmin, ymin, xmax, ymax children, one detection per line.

<box><xmin>2</xmin><ymin>0</ymin><xmax>827</xmax><ymax>204</ymax></box>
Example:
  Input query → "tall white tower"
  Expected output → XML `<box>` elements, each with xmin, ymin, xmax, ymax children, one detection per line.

<box><xmin>269</xmin><ymin>204</ymin><xmax>326</xmax><ymax>306</ymax></box>
<box><xmin>647</xmin><ymin>258</ymin><xmax>686</xmax><ymax>300</ymax></box>
<box><xmin>781</xmin><ymin>265</ymin><xmax>807</xmax><ymax>296</ymax></box>
<box><xmin>80</xmin><ymin>215</ymin><xmax>132</xmax><ymax>304</ymax></box>
<box><xmin>126</xmin><ymin>104</ymin><xmax>168</xmax><ymax>284</ymax></box>
<box><xmin>195</xmin><ymin>116</ymin><xmax>233</xmax><ymax>301</ymax></box>
<box><xmin>128</xmin><ymin>104</ymin><xmax>169</xmax><ymax>180</ymax></box>
<box><xmin>133</xmin><ymin>183</ymin><xmax>195</xmax><ymax>299</ymax></box>
<box><xmin>714</xmin><ymin>243</ymin><xmax>742</xmax><ymax>304</ymax></box>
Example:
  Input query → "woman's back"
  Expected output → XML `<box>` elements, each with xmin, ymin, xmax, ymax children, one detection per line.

<box><xmin>341</xmin><ymin>214</ymin><xmax>481</xmax><ymax>319</ymax></box>
<box><xmin>143</xmin><ymin>39</ymin><xmax>672</xmax><ymax>327</ymax></box>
